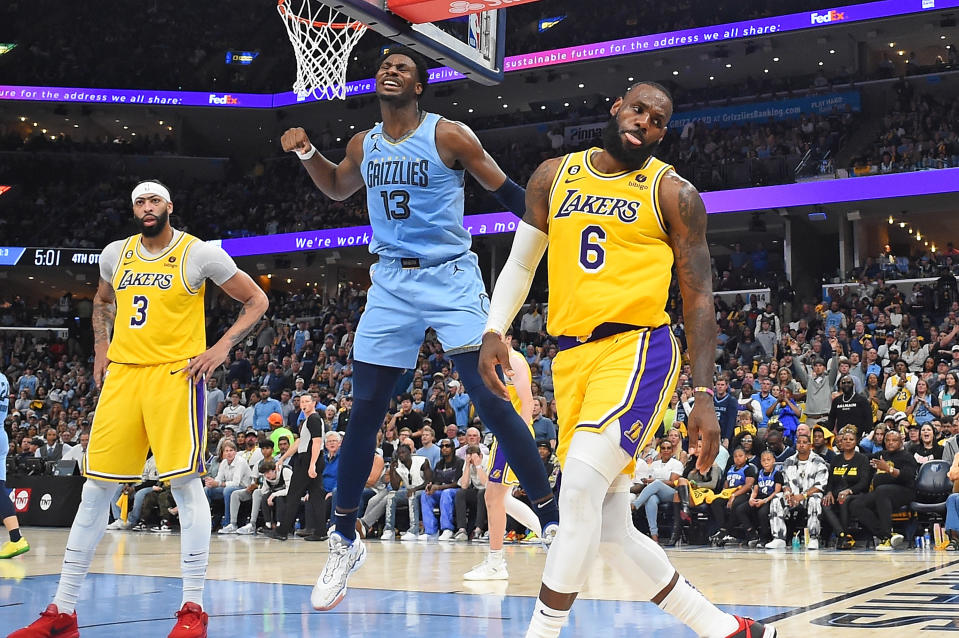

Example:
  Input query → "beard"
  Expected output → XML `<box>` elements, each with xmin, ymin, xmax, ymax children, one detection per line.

<box><xmin>136</xmin><ymin>209</ymin><xmax>169</xmax><ymax>237</ymax></box>
<box><xmin>601</xmin><ymin>116</ymin><xmax>661</xmax><ymax>169</ymax></box>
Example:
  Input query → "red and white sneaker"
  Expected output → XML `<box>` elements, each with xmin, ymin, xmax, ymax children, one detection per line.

<box><xmin>167</xmin><ymin>602</ymin><xmax>208</xmax><ymax>638</ymax></box>
<box><xmin>7</xmin><ymin>604</ymin><xmax>79</xmax><ymax>638</ymax></box>
<box><xmin>724</xmin><ymin>616</ymin><xmax>777</xmax><ymax>638</ymax></box>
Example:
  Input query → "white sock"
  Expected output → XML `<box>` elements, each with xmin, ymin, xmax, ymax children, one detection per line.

<box><xmin>525</xmin><ymin>598</ymin><xmax>570</xmax><ymax>638</ymax></box>
<box><xmin>53</xmin><ymin>479</ymin><xmax>115</xmax><ymax>614</ymax></box>
<box><xmin>505</xmin><ymin>492</ymin><xmax>542</xmax><ymax>537</ymax></box>
<box><xmin>658</xmin><ymin>576</ymin><xmax>739</xmax><ymax>638</ymax></box>
<box><xmin>171</xmin><ymin>476</ymin><xmax>211</xmax><ymax>607</ymax></box>
<box><xmin>489</xmin><ymin>548</ymin><xmax>505</xmax><ymax>563</ymax></box>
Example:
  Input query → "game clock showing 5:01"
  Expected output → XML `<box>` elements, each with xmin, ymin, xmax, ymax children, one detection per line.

<box><xmin>31</xmin><ymin>248</ymin><xmax>101</xmax><ymax>267</ymax></box>
<box><xmin>0</xmin><ymin>247</ymin><xmax>101</xmax><ymax>267</ymax></box>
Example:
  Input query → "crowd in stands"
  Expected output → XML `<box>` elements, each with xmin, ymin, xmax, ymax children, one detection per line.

<box><xmin>0</xmin><ymin>100</ymin><xmax>864</xmax><ymax>247</ymax></box>
<box><xmin>0</xmin><ymin>0</ymin><xmax>879</xmax><ymax>94</ymax></box>
<box><xmin>847</xmin><ymin>81</ymin><xmax>959</xmax><ymax>176</ymax></box>
<box><xmin>6</xmin><ymin>242</ymin><xmax>959</xmax><ymax>548</ymax></box>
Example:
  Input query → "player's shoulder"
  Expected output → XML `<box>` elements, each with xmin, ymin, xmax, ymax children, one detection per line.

<box><xmin>101</xmin><ymin>238</ymin><xmax>127</xmax><ymax>258</ymax></box>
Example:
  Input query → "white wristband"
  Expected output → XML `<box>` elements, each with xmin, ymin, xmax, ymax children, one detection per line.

<box><xmin>296</xmin><ymin>146</ymin><xmax>317</xmax><ymax>161</ymax></box>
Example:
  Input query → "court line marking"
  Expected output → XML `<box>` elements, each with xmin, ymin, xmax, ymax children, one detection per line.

<box><xmin>758</xmin><ymin>558</ymin><xmax>959</xmax><ymax>623</ymax></box>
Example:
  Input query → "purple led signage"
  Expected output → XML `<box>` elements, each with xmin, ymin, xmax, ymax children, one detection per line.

<box><xmin>2</xmin><ymin>0</ymin><xmax>955</xmax><ymax>108</ymax></box>
<box><xmin>215</xmin><ymin>169</ymin><xmax>959</xmax><ymax>258</ymax></box>
<box><xmin>218</xmin><ymin>211</ymin><xmax>522</xmax><ymax>257</ymax></box>
<box><xmin>700</xmin><ymin>167</ymin><xmax>959</xmax><ymax>214</ymax></box>
<box><xmin>0</xmin><ymin>86</ymin><xmax>273</xmax><ymax>108</ymax></box>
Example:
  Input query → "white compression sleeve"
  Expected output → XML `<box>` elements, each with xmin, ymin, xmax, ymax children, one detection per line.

<box><xmin>170</xmin><ymin>476</ymin><xmax>211</xmax><ymax>607</ymax></box>
<box><xmin>485</xmin><ymin>221</ymin><xmax>549</xmax><ymax>335</ymax></box>
<box><xmin>53</xmin><ymin>478</ymin><xmax>115</xmax><ymax>614</ymax></box>
<box><xmin>505</xmin><ymin>491</ymin><xmax>541</xmax><ymax>537</ymax></box>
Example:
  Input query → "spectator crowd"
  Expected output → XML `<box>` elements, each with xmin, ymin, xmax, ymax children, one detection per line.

<box><xmin>5</xmin><ymin>241</ymin><xmax>959</xmax><ymax>549</ymax></box>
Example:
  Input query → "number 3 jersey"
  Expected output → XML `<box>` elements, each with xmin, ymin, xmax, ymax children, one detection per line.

<box><xmin>546</xmin><ymin>148</ymin><xmax>675</xmax><ymax>338</ymax></box>
<box><xmin>99</xmin><ymin>230</ymin><xmax>237</xmax><ymax>365</ymax></box>
<box><xmin>361</xmin><ymin>111</ymin><xmax>470</xmax><ymax>261</ymax></box>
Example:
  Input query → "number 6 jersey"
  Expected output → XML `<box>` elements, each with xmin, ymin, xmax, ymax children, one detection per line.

<box><xmin>361</xmin><ymin>111</ymin><xmax>470</xmax><ymax>261</ymax></box>
<box><xmin>545</xmin><ymin>148</ymin><xmax>675</xmax><ymax>338</ymax></box>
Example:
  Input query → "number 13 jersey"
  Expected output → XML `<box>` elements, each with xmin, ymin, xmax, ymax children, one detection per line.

<box><xmin>546</xmin><ymin>148</ymin><xmax>675</xmax><ymax>338</ymax></box>
<box><xmin>361</xmin><ymin>112</ymin><xmax>471</xmax><ymax>262</ymax></box>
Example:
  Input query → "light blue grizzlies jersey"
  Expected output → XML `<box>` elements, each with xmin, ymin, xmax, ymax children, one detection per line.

<box><xmin>362</xmin><ymin>111</ymin><xmax>470</xmax><ymax>261</ymax></box>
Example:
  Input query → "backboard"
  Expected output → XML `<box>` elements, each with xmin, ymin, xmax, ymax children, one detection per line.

<box><xmin>321</xmin><ymin>0</ymin><xmax>507</xmax><ymax>85</ymax></box>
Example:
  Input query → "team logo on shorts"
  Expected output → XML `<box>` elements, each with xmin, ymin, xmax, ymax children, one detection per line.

<box><xmin>491</xmin><ymin>469</ymin><xmax>501</xmax><ymax>479</ymax></box>
<box><xmin>625</xmin><ymin>419</ymin><xmax>645</xmax><ymax>442</ymax></box>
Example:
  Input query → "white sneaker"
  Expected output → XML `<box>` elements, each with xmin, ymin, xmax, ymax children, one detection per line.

<box><xmin>236</xmin><ymin>523</ymin><xmax>255</xmax><ymax>535</ymax></box>
<box><xmin>380</xmin><ymin>529</ymin><xmax>395</xmax><ymax>541</ymax></box>
<box><xmin>453</xmin><ymin>529</ymin><xmax>469</xmax><ymax>542</ymax></box>
<box><xmin>311</xmin><ymin>534</ymin><xmax>367</xmax><ymax>611</ymax></box>
<box><xmin>106</xmin><ymin>519</ymin><xmax>125</xmax><ymax>530</ymax></box>
<box><xmin>765</xmin><ymin>538</ymin><xmax>787</xmax><ymax>549</ymax></box>
<box><xmin>218</xmin><ymin>524</ymin><xmax>237</xmax><ymax>534</ymax></box>
<box><xmin>541</xmin><ymin>523</ymin><xmax>559</xmax><ymax>550</ymax></box>
<box><xmin>464</xmin><ymin>557</ymin><xmax>508</xmax><ymax>581</ymax></box>
<box><xmin>418</xmin><ymin>533</ymin><xmax>430</xmax><ymax>541</ymax></box>
<box><xmin>401</xmin><ymin>531</ymin><xmax>418</xmax><ymax>541</ymax></box>
<box><xmin>807</xmin><ymin>538</ymin><xmax>819</xmax><ymax>550</ymax></box>
<box><xmin>438</xmin><ymin>529</ymin><xmax>454</xmax><ymax>542</ymax></box>
<box><xmin>890</xmin><ymin>533</ymin><xmax>905</xmax><ymax>549</ymax></box>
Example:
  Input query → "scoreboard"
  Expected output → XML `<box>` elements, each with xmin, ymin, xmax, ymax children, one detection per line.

<box><xmin>0</xmin><ymin>247</ymin><xmax>101</xmax><ymax>267</ymax></box>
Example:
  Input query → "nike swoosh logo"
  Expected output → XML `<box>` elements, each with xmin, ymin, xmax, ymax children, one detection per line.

<box><xmin>539</xmin><ymin>610</ymin><xmax>565</xmax><ymax>618</ymax></box>
<box><xmin>564</xmin><ymin>177</ymin><xmax>585</xmax><ymax>183</ymax></box>
<box><xmin>122</xmin><ymin>260</ymin><xmax>136</xmax><ymax>266</ymax></box>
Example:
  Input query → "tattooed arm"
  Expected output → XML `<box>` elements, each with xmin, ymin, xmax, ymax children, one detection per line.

<box><xmin>659</xmin><ymin>171</ymin><xmax>721</xmax><ymax>473</ymax></box>
<box><xmin>92</xmin><ymin>278</ymin><xmax>117</xmax><ymax>388</ymax></box>
<box><xmin>186</xmin><ymin>271</ymin><xmax>269</xmax><ymax>380</ymax></box>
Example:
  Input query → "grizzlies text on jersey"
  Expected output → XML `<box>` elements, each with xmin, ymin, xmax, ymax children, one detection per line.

<box><xmin>361</xmin><ymin>112</ymin><xmax>470</xmax><ymax>261</ymax></box>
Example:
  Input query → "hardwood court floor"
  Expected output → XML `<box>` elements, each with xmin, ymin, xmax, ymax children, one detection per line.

<box><xmin>1</xmin><ymin>528</ymin><xmax>956</xmax><ymax>636</ymax></box>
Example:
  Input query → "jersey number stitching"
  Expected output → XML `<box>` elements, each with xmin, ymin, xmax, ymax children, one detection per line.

<box><xmin>130</xmin><ymin>295</ymin><xmax>149</xmax><ymax>328</ymax></box>
<box><xmin>380</xmin><ymin>190</ymin><xmax>411</xmax><ymax>220</ymax></box>
<box><xmin>578</xmin><ymin>225</ymin><xmax>607</xmax><ymax>272</ymax></box>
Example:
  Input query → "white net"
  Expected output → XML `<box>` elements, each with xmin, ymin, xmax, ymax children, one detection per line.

<box><xmin>277</xmin><ymin>0</ymin><xmax>368</xmax><ymax>101</ymax></box>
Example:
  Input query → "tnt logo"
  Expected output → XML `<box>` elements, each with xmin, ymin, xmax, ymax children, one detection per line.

<box><xmin>208</xmin><ymin>94</ymin><xmax>239</xmax><ymax>105</ymax></box>
<box><xmin>13</xmin><ymin>488</ymin><xmax>31</xmax><ymax>513</ymax></box>
<box><xmin>810</xmin><ymin>10</ymin><xmax>845</xmax><ymax>24</ymax></box>
<box><xmin>40</xmin><ymin>493</ymin><xmax>53</xmax><ymax>511</ymax></box>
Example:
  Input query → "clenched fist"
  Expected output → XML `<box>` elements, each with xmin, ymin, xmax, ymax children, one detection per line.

<box><xmin>281</xmin><ymin>127</ymin><xmax>312</xmax><ymax>154</ymax></box>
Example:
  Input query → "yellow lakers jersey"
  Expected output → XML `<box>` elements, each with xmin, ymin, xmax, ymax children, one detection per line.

<box><xmin>108</xmin><ymin>232</ymin><xmax>207</xmax><ymax>365</ymax></box>
<box><xmin>505</xmin><ymin>350</ymin><xmax>532</xmax><ymax>422</ymax></box>
<box><xmin>546</xmin><ymin>149</ymin><xmax>674</xmax><ymax>338</ymax></box>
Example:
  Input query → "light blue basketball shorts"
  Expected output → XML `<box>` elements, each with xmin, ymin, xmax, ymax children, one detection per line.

<box><xmin>353</xmin><ymin>251</ymin><xmax>489</xmax><ymax>369</ymax></box>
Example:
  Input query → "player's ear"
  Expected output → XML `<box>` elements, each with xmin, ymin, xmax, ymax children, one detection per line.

<box><xmin>610</xmin><ymin>97</ymin><xmax>623</xmax><ymax>116</ymax></box>
<box><xmin>415</xmin><ymin>82</ymin><xmax>423</xmax><ymax>97</ymax></box>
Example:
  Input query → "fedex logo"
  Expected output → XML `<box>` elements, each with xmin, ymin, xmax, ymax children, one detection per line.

<box><xmin>208</xmin><ymin>94</ymin><xmax>239</xmax><ymax>105</ymax></box>
<box><xmin>810</xmin><ymin>10</ymin><xmax>845</xmax><ymax>24</ymax></box>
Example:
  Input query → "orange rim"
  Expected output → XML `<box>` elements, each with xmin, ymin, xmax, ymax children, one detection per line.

<box><xmin>277</xmin><ymin>0</ymin><xmax>367</xmax><ymax>29</ymax></box>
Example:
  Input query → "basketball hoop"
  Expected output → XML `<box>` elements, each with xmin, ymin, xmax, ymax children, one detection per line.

<box><xmin>277</xmin><ymin>0</ymin><xmax>368</xmax><ymax>101</ymax></box>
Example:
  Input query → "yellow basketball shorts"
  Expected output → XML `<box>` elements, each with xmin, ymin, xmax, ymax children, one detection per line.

<box><xmin>84</xmin><ymin>360</ymin><xmax>207</xmax><ymax>482</ymax></box>
<box><xmin>486</xmin><ymin>422</ymin><xmax>535</xmax><ymax>486</ymax></box>
<box><xmin>553</xmin><ymin>325</ymin><xmax>680</xmax><ymax>476</ymax></box>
